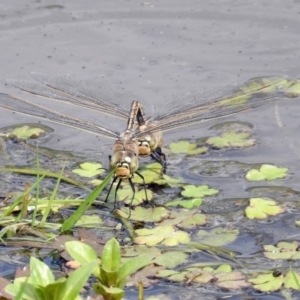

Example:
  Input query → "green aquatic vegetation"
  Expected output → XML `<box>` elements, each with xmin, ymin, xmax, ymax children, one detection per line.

<box><xmin>165</xmin><ymin>198</ymin><xmax>202</xmax><ymax>208</ymax></box>
<box><xmin>5</xmin><ymin>256</ymin><xmax>96</xmax><ymax>300</ymax></box>
<box><xmin>197</xmin><ymin>227</ymin><xmax>239</xmax><ymax>247</ymax></box>
<box><xmin>116</xmin><ymin>186</ymin><xmax>153</xmax><ymax>206</ymax></box>
<box><xmin>160</xmin><ymin>210</ymin><xmax>207</xmax><ymax>229</ymax></box>
<box><xmin>263</xmin><ymin>241</ymin><xmax>300</xmax><ymax>260</ymax></box>
<box><xmin>10</xmin><ymin>125</ymin><xmax>46</xmax><ymax>139</ymax></box>
<box><xmin>61</xmin><ymin>169</ymin><xmax>115</xmax><ymax>232</ymax></box>
<box><xmin>72</xmin><ymin>162</ymin><xmax>105</xmax><ymax>177</ymax></box>
<box><xmin>245</xmin><ymin>164</ymin><xmax>288</xmax><ymax>181</ymax></box>
<box><xmin>132</xmin><ymin>162</ymin><xmax>162</xmax><ymax>184</ymax></box>
<box><xmin>249</xmin><ymin>270</ymin><xmax>300</xmax><ymax>292</ymax></box>
<box><xmin>74</xmin><ymin>214</ymin><xmax>103</xmax><ymax>227</ymax></box>
<box><xmin>134</xmin><ymin>225</ymin><xmax>190</xmax><ymax>246</ymax></box>
<box><xmin>283</xmin><ymin>79</ymin><xmax>300</xmax><ymax>97</ymax></box>
<box><xmin>157</xmin><ymin>264</ymin><xmax>249</xmax><ymax>289</ymax></box>
<box><xmin>245</xmin><ymin>198</ymin><xmax>284</xmax><ymax>219</ymax></box>
<box><xmin>181</xmin><ymin>184</ymin><xmax>219</xmax><ymax>198</ymax></box>
<box><xmin>122</xmin><ymin>245</ymin><xmax>189</xmax><ymax>269</ymax></box>
<box><xmin>169</xmin><ymin>140</ymin><xmax>209</xmax><ymax>155</ymax></box>
<box><xmin>66</xmin><ymin>238</ymin><xmax>153</xmax><ymax>300</ymax></box>
<box><xmin>117</xmin><ymin>206</ymin><xmax>169</xmax><ymax>222</ymax></box>
<box><xmin>206</xmin><ymin>130</ymin><xmax>256</xmax><ymax>149</ymax></box>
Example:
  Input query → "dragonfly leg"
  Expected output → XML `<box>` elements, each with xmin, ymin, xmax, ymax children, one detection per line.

<box><xmin>105</xmin><ymin>175</ymin><xmax>118</xmax><ymax>203</ymax></box>
<box><xmin>135</xmin><ymin>171</ymin><xmax>153</xmax><ymax>207</ymax></box>
<box><xmin>151</xmin><ymin>147</ymin><xmax>167</xmax><ymax>174</ymax></box>
<box><xmin>113</xmin><ymin>178</ymin><xmax>123</xmax><ymax>211</ymax></box>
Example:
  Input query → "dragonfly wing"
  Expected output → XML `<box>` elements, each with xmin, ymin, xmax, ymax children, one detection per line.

<box><xmin>133</xmin><ymin>76</ymin><xmax>286</xmax><ymax>137</ymax></box>
<box><xmin>0</xmin><ymin>93</ymin><xmax>120</xmax><ymax>139</ymax></box>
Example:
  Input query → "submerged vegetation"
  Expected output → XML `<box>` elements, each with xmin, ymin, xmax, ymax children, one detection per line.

<box><xmin>0</xmin><ymin>76</ymin><xmax>299</xmax><ymax>299</ymax></box>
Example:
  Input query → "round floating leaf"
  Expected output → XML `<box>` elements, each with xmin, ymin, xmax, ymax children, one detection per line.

<box><xmin>206</xmin><ymin>130</ymin><xmax>255</xmax><ymax>149</ymax></box>
<box><xmin>246</xmin><ymin>164</ymin><xmax>288</xmax><ymax>181</ymax></box>
<box><xmin>10</xmin><ymin>125</ymin><xmax>46</xmax><ymax>139</ymax></box>
<box><xmin>169</xmin><ymin>140</ymin><xmax>208</xmax><ymax>155</ymax></box>
<box><xmin>165</xmin><ymin>198</ymin><xmax>203</xmax><ymax>209</ymax></box>
<box><xmin>284</xmin><ymin>270</ymin><xmax>300</xmax><ymax>289</ymax></box>
<box><xmin>161</xmin><ymin>210</ymin><xmax>207</xmax><ymax>229</ymax></box>
<box><xmin>181</xmin><ymin>185</ymin><xmax>218</xmax><ymax>198</ymax></box>
<box><xmin>72</xmin><ymin>162</ymin><xmax>104</xmax><ymax>178</ymax></box>
<box><xmin>245</xmin><ymin>198</ymin><xmax>284</xmax><ymax>219</ymax></box>
<box><xmin>117</xmin><ymin>206</ymin><xmax>169</xmax><ymax>222</ymax></box>
<box><xmin>134</xmin><ymin>225</ymin><xmax>190</xmax><ymax>246</ymax></box>
<box><xmin>248</xmin><ymin>272</ymin><xmax>284</xmax><ymax>292</ymax></box>
<box><xmin>263</xmin><ymin>241</ymin><xmax>300</xmax><ymax>260</ymax></box>
<box><xmin>197</xmin><ymin>228</ymin><xmax>239</xmax><ymax>247</ymax></box>
<box><xmin>116</xmin><ymin>187</ymin><xmax>152</xmax><ymax>206</ymax></box>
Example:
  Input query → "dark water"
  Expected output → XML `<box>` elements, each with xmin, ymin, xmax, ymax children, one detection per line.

<box><xmin>0</xmin><ymin>1</ymin><xmax>300</xmax><ymax>299</ymax></box>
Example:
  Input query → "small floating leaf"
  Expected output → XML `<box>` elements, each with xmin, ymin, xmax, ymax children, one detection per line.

<box><xmin>197</xmin><ymin>228</ymin><xmax>239</xmax><ymax>247</ymax></box>
<box><xmin>134</xmin><ymin>225</ymin><xmax>190</xmax><ymax>246</ymax></box>
<box><xmin>72</xmin><ymin>162</ymin><xmax>104</xmax><ymax>178</ymax></box>
<box><xmin>165</xmin><ymin>198</ymin><xmax>202</xmax><ymax>208</ymax></box>
<box><xmin>11</xmin><ymin>125</ymin><xmax>45</xmax><ymax>139</ymax></box>
<box><xmin>248</xmin><ymin>272</ymin><xmax>284</xmax><ymax>292</ymax></box>
<box><xmin>206</xmin><ymin>130</ymin><xmax>255</xmax><ymax>149</ymax></box>
<box><xmin>181</xmin><ymin>185</ymin><xmax>218</xmax><ymax>198</ymax></box>
<box><xmin>117</xmin><ymin>206</ymin><xmax>169</xmax><ymax>222</ymax></box>
<box><xmin>169</xmin><ymin>140</ymin><xmax>208</xmax><ymax>155</ymax></box>
<box><xmin>263</xmin><ymin>241</ymin><xmax>300</xmax><ymax>260</ymax></box>
<box><xmin>245</xmin><ymin>164</ymin><xmax>288</xmax><ymax>181</ymax></box>
<box><xmin>245</xmin><ymin>198</ymin><xmax>284</xmax><ymax>219</ymax></box>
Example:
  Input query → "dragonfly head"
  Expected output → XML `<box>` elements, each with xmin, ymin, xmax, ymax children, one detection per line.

<box><xmin>138</xmin><ymin>139</ymin><xmax>151</xmax><ymax>156</ymax></box>
<box><xmin>110</xmin><ymin>151</ymin><xmax>139</xmax><ymax>178</ymax></box>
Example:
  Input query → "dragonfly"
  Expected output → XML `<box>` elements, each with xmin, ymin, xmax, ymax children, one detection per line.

<box><xmin>0</xmin><ymin>74</ymin><xmax>285</xmax><ymax>204</ymax></box>
<box><xmin>5</xmin><ymin>73</ymin><xmax>285</xmax><ymax>171</ymax></box>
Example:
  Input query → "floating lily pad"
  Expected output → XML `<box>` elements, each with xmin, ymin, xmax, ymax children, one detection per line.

<box><xmin>165</xmin><ymin>198</ymin><xmax>202</xmax><ymax>209</ymax></box>
<box><xmin>116</xmin><ymin>186</ymin><xmax>153</xmax><ymax>206</ymax></box>
<box><xmin>263</xmin><ymin>241</ymin><xmax>300</xmax><ymax>260</ymax></box>
<box><xmin>122</xmin><ymin>245</ymin><xmax>188</xmax><ymax>269</ymax></box>
<box><xmin>10</xmin><ymin>125</ymin><xmax>46</xmax><ymax>139</ymax></box>
<box><xmin>134</xmin><ymin>225</ymin><xmax>190</xmax><ymax>246</ymax></box>
<box><xmin>245</xmin><ymin>198</ymin><xmax>284</xmax><ymax>219</ymax></box>
<box><xmin>248</xmin><ymin>270</ymin><xmax>300</xmax><ymax>292</ymax></box>
<box><xmin>75</xmin><ymin>215</ymin><xmax>103</xmax><ymax>227</ymax></box>
<box><xmin>169</xmin><ymin>140</ymin><xmax>209</xmax><ymax>155</ymax></box>
<box><xmin>160</xmin><ymin>210</ymin><xmax>207</xmax><ymax>229</ymax></box>
<box><xmin>132</xmin><ymin>162</ymin><xmax>162</xmax><ymax>184</ymax></box>
<box><xmin>72</xmin><ymin>162</ymin><xmax>105</xmax><ymax>178</ymax></box>
<box><xmin>117</xmin><ymin>206</ymin><xmax>169</xmax><ymax>222</ymax></box>
<box><xmin>245</xmin><ymin>164</ymin><xmax>288</xmax><ymax>181</ymax></box>
<box><xmin>157</xmin><ymin>264</ymin><xmax>249</xmax><ymax>289</ymax></box>
<box><xmin>153</xmin><ymin>174</ymin><xmax>183</xmax><ymax>187</ymax></box>
<box><xmin>197</xmin><ymin>227</ymin><xmax>239</xmax><ymax>247</ymax></box>
<box><xmin>181</xmin><ymin>185</ymin><xmax>219</xmax><ymax>198</ymax></box>
<box><xmin>206</xmin><ymin>130</ymin><xmax>255</xmax><ymax>149</ymax></box>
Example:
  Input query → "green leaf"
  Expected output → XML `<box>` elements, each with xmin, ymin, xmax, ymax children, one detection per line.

<box><xmin>248</xmin><ymin>272</ymin><xmax>284</xmax><ymax>292</ymax></box>
<box><xmin>93</xmin><ymin>284</ymin><xmax>124</xmax><ymax>300</ymax></box>
<box><xmin>117</xmin><ymin>206</ymin><xmax>169</xmax><ymax>222</ymax></box>
<box><xmin>245</xmin><ymin>198</ymin><xmax>284</xmax><ymax>219</ymax></box>
<box><xmin>169</xmin><ymin>140</ymin><xmax>208</xmax><ymax>155</ymax></box>
<box><xmin>55</xmin><ymin>261</ymin><xmax>96</xmax><ymax>300</ymax></box>
<box><xmin>263</xmin><ymin>241</ymin><xmax>300</xmax><ymax>260</ymax></box>
<box><xmin>61</xmin><ymin>169</ymin><xmax>115</xmax><ymax>232</ymax></box>
<box><xmin>72</xmin><ymin>162</ymin><xmax>104</xmax><ymax>178</ymax></box>
<box><xmin>11</xmin><ymin>125</ymin><xmax>45</xmax><ymax>139</ymax></box>
<box><xmin>65</xmin><ymin>241</ymin><xmax>98</xmax><ymax>264</ymax></box>
<box><xmin>135</xmin><ymin>225</ymin><xmax>190</xmax><ymax>246</ymax></box>
<box><xmin>101</xmin><ymin>238</ymin><xmax>121</xmax><ymax>272</ymax></box>
<box><xmin>181</xmin><ymin>185</ymin><xmax>218</xmax><ymax>198</ymax></box>
<box><xmin>118</xmin><ymin>256</ymin><xmax>153</xmax><ymax>288</ymax></box>
<box><xmin>30</xmin><ymin>256</ymin><xmax>55</xmax><ymax>286</ymax></box>
<box><xmin>197</xmin><ymin>228</ymin><xmax>239</xmax><ymax>247</ymax></box>
<box><xmin>165</xmin><ymin>198</ymin><xmax>203</xmax><ymax>208</ymax></box>
<box><xmin>245</xmin><ymin>164</ymin><xmax>288</xmax><ymax>181</ymax></box>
